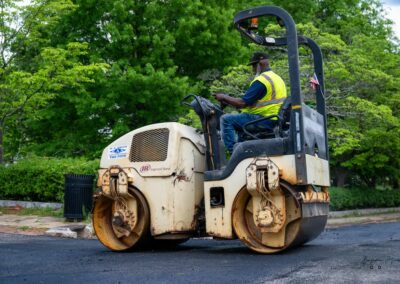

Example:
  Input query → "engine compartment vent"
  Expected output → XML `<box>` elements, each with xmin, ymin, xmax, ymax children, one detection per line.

<box><xmin>129</xmin><ymin>128</ymin><xmax>169</xmax><ymax>162</ymax></box>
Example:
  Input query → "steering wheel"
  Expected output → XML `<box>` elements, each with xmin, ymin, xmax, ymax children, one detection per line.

<box><xmin>182</xmin><ymin>94</ymin><xmax>224</xmax><ymax>116</ymax></box>
<box><xmin>219</xmin><ymin>101</ymin><xmax>228</xmax><ymax>110</ymax></box>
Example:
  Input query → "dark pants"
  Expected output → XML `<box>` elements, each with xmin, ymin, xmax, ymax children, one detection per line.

<box><xmin>220</xmin><ymin>113</ymin><xmax>277</xmax><ymax>153</ymax></box>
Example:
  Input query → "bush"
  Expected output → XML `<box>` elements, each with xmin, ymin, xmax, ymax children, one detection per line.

<box><xmin>330</xmin><ymin>187</ymin><xmax>400</xmax><ymax>211</ymax></box>
<box><xmin>0</xmin><ymin>157</ymin><xmax>99</xmax><ymax>202</ymax></box>
<box><xmin>2</xmin><ymin>158</ymin><xmax>399</xmax><ymax>209</ymax></box>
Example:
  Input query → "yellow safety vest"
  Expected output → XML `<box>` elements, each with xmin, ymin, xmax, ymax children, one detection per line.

<box><xmin>242</xmin><ymin>70</ymin><xmax>287</xmax><ymax>117</ymax></box>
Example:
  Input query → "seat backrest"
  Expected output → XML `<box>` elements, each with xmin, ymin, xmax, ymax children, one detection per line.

<box><xmin>240</xmin><ymin>96</ymin><xmax>292</xmax><ymax>141</ymax></box>
<box><xmin>278</xmin><ymin>97</ymin><xmax>292</xmax><ymax>130</ymax></box>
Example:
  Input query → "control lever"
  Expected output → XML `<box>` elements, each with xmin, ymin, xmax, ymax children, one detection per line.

<box><xmin>220</xmin><ymin>102</ymin><xmax>228</xmax><ymax>111</ymax></box>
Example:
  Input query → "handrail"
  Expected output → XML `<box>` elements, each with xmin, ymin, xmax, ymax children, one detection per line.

<box><xmin>233</xmin><ymin>5</ymin><xmax>302</xmax><ymax>106</ymax></box>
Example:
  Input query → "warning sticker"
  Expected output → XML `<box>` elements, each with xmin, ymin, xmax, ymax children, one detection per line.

<box><xmin>108</xmin><ymin>146</ymin><xmax>128</xmax><ymax>159</ymax></box>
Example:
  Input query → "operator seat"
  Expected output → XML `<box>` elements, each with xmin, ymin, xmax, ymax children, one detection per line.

<box><xmin>240</xmin><ymin>97</ymin><xmax>292</xmax><ymax>141</ymax></box>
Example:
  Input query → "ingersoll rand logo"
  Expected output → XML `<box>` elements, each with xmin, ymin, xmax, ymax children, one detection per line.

<box><xmin>140</xmin><ymin>164</ymin><xmax>151</xmax><ymax>173</ymax></box>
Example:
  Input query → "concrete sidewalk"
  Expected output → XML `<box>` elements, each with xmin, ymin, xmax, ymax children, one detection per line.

<box><xmin>328</xmin><ymin>212</ymin><xmax>400</xmax><ymax>228</ymax></box>
<box><xmin>0</xmin><ymin>213</ymin><xmax>93</xmax><ymax>238</ymax></box>
<box><xmin>0</xmin><ymin>200</ymin><xmax>94</xmax><ymax>238</ymax></box>
<box><xmin>0</xmin><ymin>207</ymin><xmax>400</xmax><ymax>239</ymax></box>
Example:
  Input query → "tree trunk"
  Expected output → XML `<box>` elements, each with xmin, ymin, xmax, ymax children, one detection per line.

<box><xmin>362</xmin><ymin>175</ymin><xmax>376</xmax><ymax>189</ymax></box>
<box><xmin>335</xmin><ymin>166</ymin><xmax>349</xmax><ymax>187</ymax></box>
<box><xmin>391</xmin><ymin>178</ymin><xmax>400</xmax><ymax>190</ymax></box>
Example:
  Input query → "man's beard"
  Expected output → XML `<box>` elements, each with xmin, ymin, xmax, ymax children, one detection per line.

<box><xmin>254</xmin><ymin>64</ymin><xmax>262</xmax><ymax>77</ymax></box>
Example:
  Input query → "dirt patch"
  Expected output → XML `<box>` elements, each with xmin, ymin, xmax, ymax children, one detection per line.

<box><xmin>0</xmin><ymin>225</ymin><xmax>47</xmax><ymax>236</ymax></box>
<box><xmin>1</xmin><ymin>205</ymin><xmax>24</xmax><ymax>215</ymax></box>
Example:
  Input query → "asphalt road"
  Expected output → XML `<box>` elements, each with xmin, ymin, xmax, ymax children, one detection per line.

<box><xmin>1</xmin><ymin>222</ymin><xmax>399</xmax><ymax>284</ymax></box>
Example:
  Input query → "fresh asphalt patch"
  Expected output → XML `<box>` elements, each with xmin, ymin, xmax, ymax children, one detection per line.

<box><xmin>0</xmin><ymin>222</ymin><xmax>399</xmax><ymax>283</ymax></box>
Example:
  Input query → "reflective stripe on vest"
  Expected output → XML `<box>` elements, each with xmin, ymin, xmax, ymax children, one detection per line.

<box><xmin>252</xmin><ymin>97</ymin><xmax>286</xmax><ymax>108</ymax></box>
<box><xmin>261</xmin><ymin>73</ymin><xmax>276</xmax><ymax>100</ymax></box>
<box><xmin>242</xmin><ymin>70</ymin><xmax>287</xmax><ymax>117</ymax></box>
<box><xmin>250</xmin><ymin>73</ymin><xmax>278</xmax><ymax>108</ymax></box>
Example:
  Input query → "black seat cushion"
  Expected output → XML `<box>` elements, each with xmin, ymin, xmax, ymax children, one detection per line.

<box><xmin>244</xmin><ymin>120</ymin><xmax>278</xmax><ymax>133</ymax></box>
<box><xmin>241</xmin><ymin>97</ymin><xmax>292</xmax><ymax>140</ymax></box>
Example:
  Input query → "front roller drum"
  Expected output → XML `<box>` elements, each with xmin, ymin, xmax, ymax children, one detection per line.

<box><xmin>232</xmin><ymin>183</ymin><xmax>328</xmax><ymax>254</ymax></box>
<box><xmin>92</xmin><ymin>187</ymin><xmax>151</xmax><ymax>251</ymax></box>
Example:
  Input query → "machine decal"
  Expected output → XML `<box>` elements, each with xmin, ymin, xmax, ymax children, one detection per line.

<box><xmin>108</xmin><ymin>146</ymin><xmax>128</xmax><ymax>159</ymax></box>
<box><xmin>140</xmin><ymin>164</ymin><xmax>151</xmax><ymax>172</ymax></box>
<box><xmin>139</xmin><ymin>164</ymin><xmax>171</xmax><ymax>173</ymax></box>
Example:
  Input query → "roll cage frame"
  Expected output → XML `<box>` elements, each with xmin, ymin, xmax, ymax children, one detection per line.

<box><xmin>231</xmin><ymin>6</ymin><xmax>329</xmax><ymax>184</ymax></box>
<box><xmin>185</xmin><ymin>6</ymin><xmax>329</xmax><ymax>185</ymax></box>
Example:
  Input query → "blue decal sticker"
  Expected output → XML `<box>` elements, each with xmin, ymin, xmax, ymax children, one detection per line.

<box><xmin>108</xmin><ymin>146</ymin><xmax>128</xmax><ymax>159</ymax></box>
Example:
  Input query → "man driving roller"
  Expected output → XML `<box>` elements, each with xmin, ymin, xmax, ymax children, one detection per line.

<box><xmin>213</xmin><ymin>52</ymin><xmax>287</xmax><ymax>154</ymax></box>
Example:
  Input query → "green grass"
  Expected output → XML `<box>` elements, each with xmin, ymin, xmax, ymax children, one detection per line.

<box><xmin>0</xmin><ymin>205</ymin><xmax>93</xmax><ymax>222</ymax></box>
<box><xmin>17</xmin><ymin>226</ymin><xmax>31</xmax><ymax>231</ymax></box>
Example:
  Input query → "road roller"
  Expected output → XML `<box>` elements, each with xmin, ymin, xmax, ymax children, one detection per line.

<box><xmin>92</xmin><ymin>5</ymin><xmax>330</xmax><ymax>253</ymax></box>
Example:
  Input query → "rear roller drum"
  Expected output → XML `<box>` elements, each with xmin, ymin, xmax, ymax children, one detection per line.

<box><xmin>92</xmin><ymin>187</ymin><xmax>151</xmax><ymax>251</ymax></box>
<box><xmin>232</xmin><ymin>182</ymin><xmax>327</xmax><ymax>254</ymax></box>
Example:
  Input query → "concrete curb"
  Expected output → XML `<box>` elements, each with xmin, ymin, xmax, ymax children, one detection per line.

<box><xmin>1</xmin><ymin>200</ymin><xmax>400</xmax><ymax>239</ymax></box>
<box><xmin>0</xmin><ymin>200</ymin><xmax>62</xmax><ymax>209</ymax></box>
<box><xmin>329</xmin><ymin>207</ymin><xmax>400</xmax><ymax>218</ymax></box>
<box><xmin>326</xmin><ymin>213</ymin><xmax>400</xmax><ymax>228</ymax></box>
<box><xmin>46</xmin><ymin>226</ymin><xmax>79</xmax><ymax>238</ymax></box>
<box><xmin>45</xmin><ymin>224</ymin><xmax>95</xmax><ymax>239</ymax></box>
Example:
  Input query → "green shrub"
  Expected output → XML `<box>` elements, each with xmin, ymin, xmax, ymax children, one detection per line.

<box><xmin>329</xmin><ymin>187</ymin><xmax>400</xmax><ymax>211</ymax></box>
<box><xmin>0</xmin><ymin>157</ymin><xmax>99</xmax><ymax>202</ymax></box>
<box><xmin>2</xmin><ymin>158</ymin><xmax>399</xmax><ymax>209</ymax></box>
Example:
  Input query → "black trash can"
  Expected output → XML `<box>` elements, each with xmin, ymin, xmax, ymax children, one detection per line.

<box><xmin>64</xmin><ymin>174</ymin><xmax>95</xmax><ymax>220</ymax></box>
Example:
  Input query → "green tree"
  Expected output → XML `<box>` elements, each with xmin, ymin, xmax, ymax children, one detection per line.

<box><xmin>0</xmin><ymin>0</ymin><xmax>106</xmax><ymax>162</ymax></box>
<box><xmin>209</xmin><ymin>22</ymin><xmax>400</xmax><ymax>188</ymax></box>
<box><xmin>3</xmin><ymin>0</ymin><xmax>400</xmax><ymax>190</ymax></box>
<box><xmin>330</xmin><ymin>97</ymin><xmax>400</xmax><ymax>188</ymax></box>
<box><xmin>15</xmin><ymin>0</ymin><xmax>249</xmax><ymax>158</ymax></box>
<box><xmin>236</xmin><ymin>0</ymin><xmax>396</xmax><ymax>42</ymax></box>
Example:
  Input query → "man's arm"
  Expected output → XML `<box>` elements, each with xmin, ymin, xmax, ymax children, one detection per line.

<box><xmin>213</xmin><ymin>93</ymin><xmax>247</xmax><ymax>108</ymax></box>
<box><xmin>213</xmin><ymin>81</ymin><xmax>267</xmax><ymax>109</ymax></box>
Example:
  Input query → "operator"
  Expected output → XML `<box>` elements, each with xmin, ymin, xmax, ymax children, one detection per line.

<box><xmin>213</xmin><ymin>52</ymin><xmax>287</xmax><ymax>154</ymax></box>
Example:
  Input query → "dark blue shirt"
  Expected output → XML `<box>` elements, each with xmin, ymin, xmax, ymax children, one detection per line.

<box><xmin>242</xmin><ymin>80</ymin><xmax>266</xmax><ymax>106</ymax></box>
<box><xmin>242</xmin><ymin>69</ymin><xmax>270</xmax><ymax>106</ymax></box>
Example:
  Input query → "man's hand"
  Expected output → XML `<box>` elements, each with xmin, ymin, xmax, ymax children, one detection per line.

<box><xmin>212</xmin><ymin>93</ymin><xmax>247</xmax><ymax>109</ymax></box>
<box><xmin>212</xmin><ymin>93</ymin><xmax>226</xmax><ymax>102</ymax></box>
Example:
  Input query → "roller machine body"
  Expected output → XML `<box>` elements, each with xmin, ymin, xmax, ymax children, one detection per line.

<box><xmin>92</xmin><ymin>5</ymin><xmax>330</xmax><ymax>253</ymax></box>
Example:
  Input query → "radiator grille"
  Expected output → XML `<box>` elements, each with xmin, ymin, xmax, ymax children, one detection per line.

<box><xmin>129</xmin><ymin>128</ymin><xmax>169</xmax><ymax>162</ymax></box>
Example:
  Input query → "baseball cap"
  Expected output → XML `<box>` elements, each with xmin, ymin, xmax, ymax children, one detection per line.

<box><xmin>247</xmin><ymin>52</ymin><xmax>269</xmax><ymax>66</ymax></box>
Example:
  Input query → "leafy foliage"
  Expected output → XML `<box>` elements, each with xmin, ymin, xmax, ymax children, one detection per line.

<box><xmin>0</xmin><ymin>0</ymin><xmax>107</xmax><ymax>162</ymax></box>
<box><xmin>178</xmin><ymin>109</ymin><xmax>202</xmax><ymax>130</ymax></box>
<box><xmin>0</xmin><ymin>157</ymin><xmax>98</xmax><ymax>202</ymax></box>
<box><xmin>1</xmin><ymin>0</ymin><xmax>400</xmax><ymax>192</ymax></box>
<box><xmin>330</xmin><ymin>187</ymin><xmax>400</xmax><ymax>211</ymax></box>
<box><xmin>209</xmin><ymin>20</ymin><xmax>400</xmax><ymax>188</ymax></box>
<box><xmin>2</xmin><ymin>0</ymin><xmax>251</xmax><ymax>159</ymax></box>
